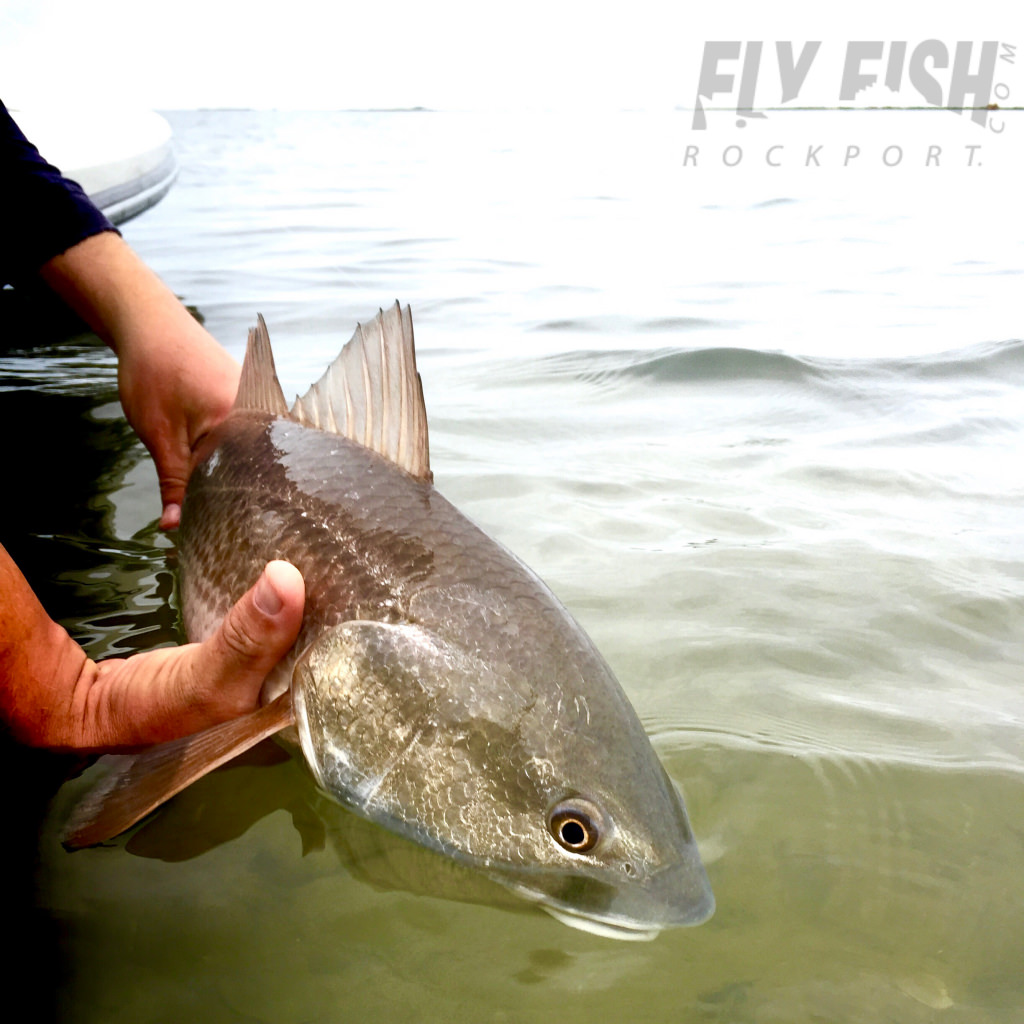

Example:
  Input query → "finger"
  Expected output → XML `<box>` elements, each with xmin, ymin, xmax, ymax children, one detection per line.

<box><xmin>155</xmin><ymin>431</ymin><xmax>217</xmax><ymax>529</ymax></box>
<box><xmin>160</xmin><ymin>502</ymin><xmax>182</xmax><ymax>531</ymax></box>
<box><xmin>157</xmin><ymin>468</ymin><xmax>188</xmax><ymax>530</ymax></box>
<box><xmin>191</xmin><ymin>561</ymin><xmax>306</xmax><ymax>715</ymax></box>
<box><xmin>140</xmin><ymin>431</ymin><xmax>189</xmax><ymax>530</ymax></box>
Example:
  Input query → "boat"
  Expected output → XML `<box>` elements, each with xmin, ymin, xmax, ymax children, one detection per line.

<box><xmin>12</xmin><ymin>107</ymin><xmax>178</xmax><ymax>225</ymax></box>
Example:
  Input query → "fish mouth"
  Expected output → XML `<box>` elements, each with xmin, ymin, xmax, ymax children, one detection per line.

<box><xmin>500</xmin><ymin>874</ymin><xmax>715</xmax><ymax>942</ymax></box>
<box><xmin>540</xmin><ymin>905</ymin><xmax>662</xmax><ymax>941</ymax></box>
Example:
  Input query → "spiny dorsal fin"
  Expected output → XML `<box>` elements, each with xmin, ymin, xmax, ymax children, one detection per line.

<box><xmin>61</xmin><ymin>691</ymin><xmax>295</xmax><ymax>849</ymax></box>
<box><xmin>291</xmin><ymin>301</ymin><xmax>431</xmax><ymax>482</ymax></box>
<box><xmin>234</xmin><ymin>313</ymin><xmax>290</xmax><ymax>416</ymax></box>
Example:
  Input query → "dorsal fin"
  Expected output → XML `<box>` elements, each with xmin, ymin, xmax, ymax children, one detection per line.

<box><xmin>234</xmin><ymin>313</ymin><xmax>290</xmax><ymax>416</ymax></box>
<box><xmin>291</xmin><ymin>301</ymin><xmax>431</xmax><ymax>482</ymax></box>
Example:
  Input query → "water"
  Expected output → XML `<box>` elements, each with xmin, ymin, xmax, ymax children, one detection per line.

<box><xmin>2</xmin><ymin>109</ymin><xmax>1022</xmax><ymax>1022</ymax></box>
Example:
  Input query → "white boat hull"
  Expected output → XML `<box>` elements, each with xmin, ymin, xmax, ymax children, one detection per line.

<box><xmin>13</xmin><ymin>107</ymin><xmax>177</xmax><ymax>225</ymax></box>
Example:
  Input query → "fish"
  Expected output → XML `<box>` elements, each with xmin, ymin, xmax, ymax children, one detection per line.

<box><xmin>64</xmin><ymin>302</ymin><xmax>714</xmax><ymax>940</ymax></box>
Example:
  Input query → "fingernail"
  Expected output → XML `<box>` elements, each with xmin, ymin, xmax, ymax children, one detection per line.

<box><xmin>254</xmin><ymin>570</ymin><xmax>284</xmax><ymax>616</ymax></box>
<box><xmin>161</xmin><ymin>503</ymin><xmax>181</xmax><ymax>530</ymax></box>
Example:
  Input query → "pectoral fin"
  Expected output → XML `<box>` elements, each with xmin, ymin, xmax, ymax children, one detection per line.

<box><xmin>62</xmin><ymin>691</ymin><xmax>295</xmax><ymax>850</ymax></box>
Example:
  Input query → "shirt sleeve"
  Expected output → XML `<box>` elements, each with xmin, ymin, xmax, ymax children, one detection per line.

<box><xmin>1</xmin><ymin>100</ymin><xmax>118</xmax><ymax>288</ymax></box>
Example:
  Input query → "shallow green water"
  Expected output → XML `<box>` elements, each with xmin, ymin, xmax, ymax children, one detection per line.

<box><xmin>43</xmin><ymin>741</ymin><xmax>1024</xmax><ymax>1023</ymax></box>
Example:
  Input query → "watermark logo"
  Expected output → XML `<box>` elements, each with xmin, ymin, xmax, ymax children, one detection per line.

<box><xmin>692</xmin><ymin>40</ymin><xmax>1015</xmax><ymax>132</ymax></box>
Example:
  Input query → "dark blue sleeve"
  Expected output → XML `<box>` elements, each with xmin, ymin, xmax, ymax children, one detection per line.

<box><xmin>1</xmin><ymin>100</ymin><xmax>118</xmax><ymax>288</ymax></box>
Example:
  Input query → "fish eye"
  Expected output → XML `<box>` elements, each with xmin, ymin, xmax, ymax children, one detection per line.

<box><xmin>547</xmin><ymin>797</ymin><xmax>603</xmax><ymax>854</ymax></box>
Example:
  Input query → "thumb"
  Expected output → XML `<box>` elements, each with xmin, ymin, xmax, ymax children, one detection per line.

<box><xmin>190</xmin><ymin>560</ymin><xmax>306</xmax><ymax>716</ymax></box>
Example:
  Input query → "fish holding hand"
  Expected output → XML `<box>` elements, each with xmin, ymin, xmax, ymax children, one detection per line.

<box><xmin>65</xmin><ymin>303</ymin><xmax>714</xmax><ymax>940</ymax></box>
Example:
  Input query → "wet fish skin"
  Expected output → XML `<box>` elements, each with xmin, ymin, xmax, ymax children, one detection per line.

<box><xmin>178</xmin><ymin>306</ymin><xmax>713</xmax><ymax>937</ymax></box>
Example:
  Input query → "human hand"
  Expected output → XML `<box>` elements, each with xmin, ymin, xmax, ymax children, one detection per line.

<box><xmin>113</xmin><ymin>306</ymin><xmax>239</xmax><ymax>530</ymax></box>
<box><xmin>40</xmin><ymin>231</ymin><xmax>241</xmax><ymax>528</ymax></box>
<box><xmin>0</xmin><ymin>554</ymin><xmax>305</xmax><ymax>751</ymax></box>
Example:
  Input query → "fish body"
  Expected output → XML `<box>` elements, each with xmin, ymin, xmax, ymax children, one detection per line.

<box><xmin>163</xmin><ymin>305</ymin><xmax>713</xmax><ymax>937</ymax></box>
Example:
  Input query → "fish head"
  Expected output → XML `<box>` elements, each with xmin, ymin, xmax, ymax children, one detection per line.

<box><xmin>291</xmin><ymin>603</ymin><xmax>714</xmax><ymax>939</ymax></box>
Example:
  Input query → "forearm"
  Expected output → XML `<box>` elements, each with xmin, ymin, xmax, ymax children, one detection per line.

<box><xmin>39</xmin><ymin>231</ymin><xmax>226</xmax><ymax>368</ymax></box>
<box><xmin>0</xmin><ymin>543</ymin><xmax>89</xmax><ymax>747</ymax></box>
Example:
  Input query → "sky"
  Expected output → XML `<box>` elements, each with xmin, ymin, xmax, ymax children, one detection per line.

<box><xmin>1</xmin><ymin>1</ymin><xmax>1019</xmax><ymax>112</ymax></box>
